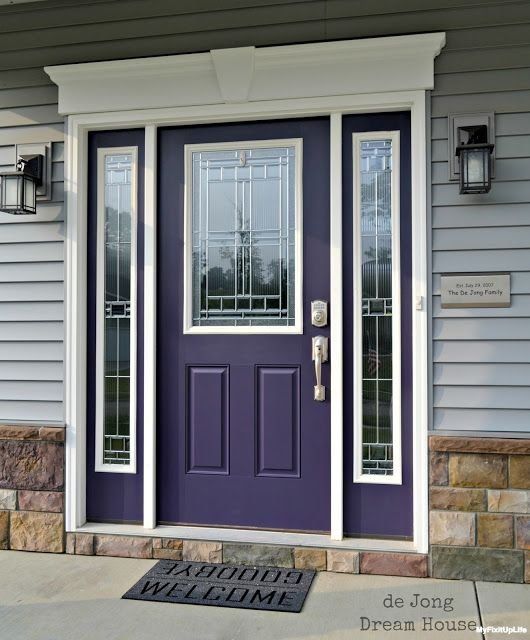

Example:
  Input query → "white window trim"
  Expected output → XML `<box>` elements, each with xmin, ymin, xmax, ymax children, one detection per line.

<box><xmin>183</xmin><ymin>138</ymin><xmax>303</xmax><ymax>335</ymax></box>
<box><xmin>95</xmin><ymin>147</ymin><xmax>138</xmax><ymax>474</ymax></box>
<box><xmin>352</xmin><ymin>131</ymin><xmax>402</xmax><ymax>485</ymax></box>
<box><xmin>48</xmin><ymin>32</ymin><xmax>445</xmax><ymax>553</ymax></box>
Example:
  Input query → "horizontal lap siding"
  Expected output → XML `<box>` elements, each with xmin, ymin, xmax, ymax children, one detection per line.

<box><xmin>0</xmin><ymin>0</ymin><xmax>528</xmax><ymax>431</ymax></box>
<box><xmin>0</xmin><ymin>72</ymin><xmax>64</xmax><ymax>423</ymax></box>
<box><xmin>430</xmin><ymin>11</ymin><xmax>530</xmax><ymax>433</ymax></box>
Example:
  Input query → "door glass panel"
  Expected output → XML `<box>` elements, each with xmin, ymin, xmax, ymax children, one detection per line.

<box><xmin>102</xmin><ymin>153</ymin><xmax>133</xmax><ymax>466</ymax></box>
<box><xmin>359</xmin><ymin>139</ymin><xmax>396</xmax><ymax>476</ymax></box>
<box><xmin>190</xmin><ymin>145</ymin><xmax>298</xmax><ymax>327</ymax></box>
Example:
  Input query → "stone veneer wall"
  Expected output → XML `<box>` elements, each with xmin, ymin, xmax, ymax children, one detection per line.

<box><xmin>429</xmin><ymin>435</ymin><xmax>530</xmax><ymax>584</ymax></box>
<box><xmin>65</xmin><ymin>534</ymin><xmax>428</xmax><ymax>578</ymax></box>
<box><xmin>0</xmin><ymin>424</ymin><xmax>65</xmax><ymax>553</ymax></box>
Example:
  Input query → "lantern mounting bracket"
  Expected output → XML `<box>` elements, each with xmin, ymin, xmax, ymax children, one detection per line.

<box><xmin>448</xmin><ymin>112</ymin><xmax>495</xmax><ymax>181</ymax></box>
<box><xmin>15</xmin><ymin>142</ymin><xmax>52</xmax><ymax>201</ymax></box>
<box><xmin>16</xmin><ymin>154</ymin><xmax>43</xmax><ymax>185</ymax></box>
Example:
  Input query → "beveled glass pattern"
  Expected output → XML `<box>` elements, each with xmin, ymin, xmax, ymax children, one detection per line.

<box><xmin>360</xmin><ymin>139</ymin><xmax>394</xmax><ymax>475</ymax></box>
<box><xmin>191</xmin><ymin>146</ymin><xmax>296</xmax><ymax>327</ymax></box>
<box><xmin>103</xmin><ymin>154</ymin><xmax>132</xmax><ymax>464</ymax></box>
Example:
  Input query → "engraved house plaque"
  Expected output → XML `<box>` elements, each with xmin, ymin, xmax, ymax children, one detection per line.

<box><xmin>441</xmin><ymin>273</ymin><xmax>511</xmax><ymax>309</ymax></box>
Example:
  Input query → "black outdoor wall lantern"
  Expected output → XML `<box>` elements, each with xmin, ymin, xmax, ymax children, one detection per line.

<box><xmin>0</xmin><ymin>154</ymin><xmax>43</xmax><ymax>215</ymax></box>
<box><xmin>455</xmin><ymin>125</ymin><xmax>494</xmax><ymax>195</ymax></box>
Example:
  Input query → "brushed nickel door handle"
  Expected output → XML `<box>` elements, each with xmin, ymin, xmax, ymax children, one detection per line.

<box><xmin>312</xmin><ymin>335</ymin><xmax>328</xmax><ymax>402</ymax></box>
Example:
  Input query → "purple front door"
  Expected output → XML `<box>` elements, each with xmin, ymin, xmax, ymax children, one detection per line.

<box><xmin>157</xmin><ymin>119</ymin><xmax>331</xmax><ymax>532</ymax></box>
<box><xmin>85</xmin><ymin>114</ymin><xmax>413</xmax><ymax>538</ymax></box>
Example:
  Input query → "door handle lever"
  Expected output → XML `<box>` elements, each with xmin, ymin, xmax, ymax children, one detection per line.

<box><xmin>312</xmin><ymin>335</ymin><xmax>328</xmax><ymax>402</ymax></box>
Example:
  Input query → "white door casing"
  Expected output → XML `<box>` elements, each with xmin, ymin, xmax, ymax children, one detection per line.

<box><xmin>46</xmin><ymin>32</ymin><xmax>445</xmax><ymax>552</ymax></box>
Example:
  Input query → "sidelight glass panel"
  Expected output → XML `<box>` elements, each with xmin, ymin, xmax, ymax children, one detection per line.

<box><xmin>190</xmin><ymin>144</ymin><xmax>298</xmax><ymax>328</ymax></box>
<box><xmin>99</xmin><ymin>152</ymin><xmax>135</xmax><ymax>468</ymax></box>
<box><xmin>357</xmin><ymin>138</ymin><xmax>399</xmax><ymax>478</ymax></box>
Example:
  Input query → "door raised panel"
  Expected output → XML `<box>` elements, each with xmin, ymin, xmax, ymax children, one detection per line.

<box><xmin>256</xmin><ymin>366</ymin><xmax>300</xmax><ymax>478</ymax></box>
<box><xmin>186</xmin><ymin>365</ymin><xmax>229</xmax><ymax>475</ymax></box>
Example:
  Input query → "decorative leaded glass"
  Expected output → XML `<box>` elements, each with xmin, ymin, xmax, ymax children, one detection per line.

<box><xmin>103</xmin><ymin>154</ymin><xmax>133</xmax><ymax>465</ymax></box>
<box><xmin>360</xmin><ymin>139</ymin><xmax>394</xmax><ymax>476</ymax></box>
<box><xmin>191</xmin><ymin>145</ymin><xmax>297</xmax><ymax>327</ymax></box>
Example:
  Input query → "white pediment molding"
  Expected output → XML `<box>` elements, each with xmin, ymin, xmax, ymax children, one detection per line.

<box><xmin>45</xmin><ymin>33</ymin><xmax>445</xmax><ymax>115</ymax></box>
<box><xmin>211</xmin><ymin>46</ymin><xmax>255</xmax><ymax>103</ymax></box>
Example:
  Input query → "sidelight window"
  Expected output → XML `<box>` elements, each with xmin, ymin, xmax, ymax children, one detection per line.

<box><xmin>353</xmin><ymin>133</ymin><xmax>402</xmax><ymax>484</ymax></box>
<box><xmin>184</xmin><ymin>140</ymin><xmax>302</xmax><ymax>333</ymax></box>
<box><xmin>95</xmin><ymin>148</ymin><xmax>137</xmax><ymax>473</ymax></box>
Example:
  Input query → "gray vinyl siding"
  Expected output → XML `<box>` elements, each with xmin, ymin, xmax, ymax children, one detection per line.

<box><xmin>0</xmin><ymin>139</ymin><xmax>64</xmax><ymax>424</ymax></box>
<box><xmin>0</xmin><ymin>0</ymin><xmax>529</xmax><ymax>432</ymax></box>
<box><xmin>431</xmin><ymin>97</ymin><xmax>530</xmax><ymax>430</ymax></box>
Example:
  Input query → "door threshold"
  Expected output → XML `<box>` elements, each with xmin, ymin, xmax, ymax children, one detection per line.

<box><xmin>76</xmin><ymin>522</ymin><xmax>417</xmax><ymax>553</ymax></box>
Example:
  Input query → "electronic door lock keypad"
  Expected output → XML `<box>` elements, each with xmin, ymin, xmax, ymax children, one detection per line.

<box><xmin>311</xmin><ymin>300</ymin><xmax>328</xmax><ymax>327</ymax></box>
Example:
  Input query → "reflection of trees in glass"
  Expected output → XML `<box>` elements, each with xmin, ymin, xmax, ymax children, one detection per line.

<box><xmin>193</xmin><ymin>158</ymin><xmax>294</xmax><ymax>319</ymax></box>
<box><xmin>199</xmin><ymin>220</ymin><xmax>288</xmax><ymax>311</ymax></box>
<box><xmin>105</xmin><ymin>204</ymin><xmax>132</xmax><ymax>243</ymax></box>
<box><xmin>104</xmin><ymin>205</ymin><xmax>132</xmax><ymax>303</ymax></box>
<box><xmin>103</xmin><ymin>187</ymin><xmax>132</xmax><ymax>462</ymax></box>
<box><xmin>362</xmin><ymin>247</ymin><xmax>392</xmax><ymax>301</ymax></box>
<box><xmin>202</xmin><ymin>247</ymin><xmax>287</xmax><ymax>311</ymax></box>
<box><xmin>363</xmin><ymin>245</ymin><xmax>391</xmax><ymax>261</ymax></box>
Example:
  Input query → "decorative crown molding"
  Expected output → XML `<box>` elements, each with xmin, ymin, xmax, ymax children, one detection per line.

<box><xmin>45</xmin><ymin>33</ymin><xmax>446</xmax><ymax>115</ymax></box>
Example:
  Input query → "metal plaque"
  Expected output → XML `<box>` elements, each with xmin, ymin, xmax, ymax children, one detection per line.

<box><xmin>441</xmin><ymin>273</ymin><xmax>510</xmax><ymax>308</ymax></box>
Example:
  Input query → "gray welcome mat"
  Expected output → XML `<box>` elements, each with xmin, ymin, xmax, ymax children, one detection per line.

<box><xmin>122</xmin><ymin>559</ymin><xmax>315</xmax><ymax>613</ymax></box>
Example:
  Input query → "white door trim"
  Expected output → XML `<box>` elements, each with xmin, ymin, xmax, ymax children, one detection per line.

<box><xmin>143</xmin><ymin>124</ymin><xmax>157</xmax><ymax>530</ymax></box>
<box><xmin>329</xmin><ymin>113</ymin><xmax>343</xmax><ymax>540</ymax></box>
<box><xmin>52</xmin><ymin>34</ymin><xmax>444</xmax><ymax>553</ymax></box>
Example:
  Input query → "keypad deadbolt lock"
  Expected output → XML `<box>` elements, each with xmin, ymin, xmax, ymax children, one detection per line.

<box><xmin>311</xmin><ymin>300</ymin><xmax>328</xmax><ymax>327</ymax></box>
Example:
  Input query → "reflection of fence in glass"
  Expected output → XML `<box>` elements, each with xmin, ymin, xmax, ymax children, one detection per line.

<box><xmin>103</xmin><ymin>154</ymin><xmax>132</xmax><ymax>464</ymax></box>
<box><xmin>360</xmin><ymin>140</ymin><xmax>394</xmax><ymax>475</ymax></box>
<box><xmin>192</xmin><ymin>147</ymin><xmax>296</xmax><ymax>327</ymax></box>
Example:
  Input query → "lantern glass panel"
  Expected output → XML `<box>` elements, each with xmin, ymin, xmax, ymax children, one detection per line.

<box><xmin>457</xmin><ymin>142</ymin><xmax>493</xmax><ymax>195</ymax></box>
<box><xmin>23</xmin><ymin>175</ymin><xmax>36</xmax><ymax>212</ymax></box>
<box><xmin>4</xmin><ymin>174</ymin><xmax>21</xmax><ymax>208</ymax></box>
<box><xmin>465</xmin><ymin>149</ymin><xmax>485</xmax><ymax>184</ymax></box>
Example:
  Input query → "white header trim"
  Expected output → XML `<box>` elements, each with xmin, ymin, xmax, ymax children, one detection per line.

<box><xmin>45</xmin><ymin>33</ymin><xmax>445</xmax><ymax>115</ymax></box>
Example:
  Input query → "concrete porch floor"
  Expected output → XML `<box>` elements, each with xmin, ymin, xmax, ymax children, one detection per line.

<box><xmin>0</xmin><ymin>550</ymin><xmax>528</xmax><ymax>640</ymax></box>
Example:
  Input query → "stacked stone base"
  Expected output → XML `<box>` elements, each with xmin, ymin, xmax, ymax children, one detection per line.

<box><xmin>429</xmin><ymin>435</ymin><xmax>530</xmax><ymax>583</ymax></box>
<box><xmin>0</xmin><ymin>425</ymin><xmax>65</xmax><ymax>553</ymax></box>
<box><xmin>66</xmin><ymin>534</ymin><xmax>428</xmax><ymax>577</ymax></box>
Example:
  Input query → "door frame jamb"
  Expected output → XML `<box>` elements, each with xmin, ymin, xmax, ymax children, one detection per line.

<box><xmin>62</xmin><ymin>90</ymin><xmax>429</xmax><ymax>553</ymax></box>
